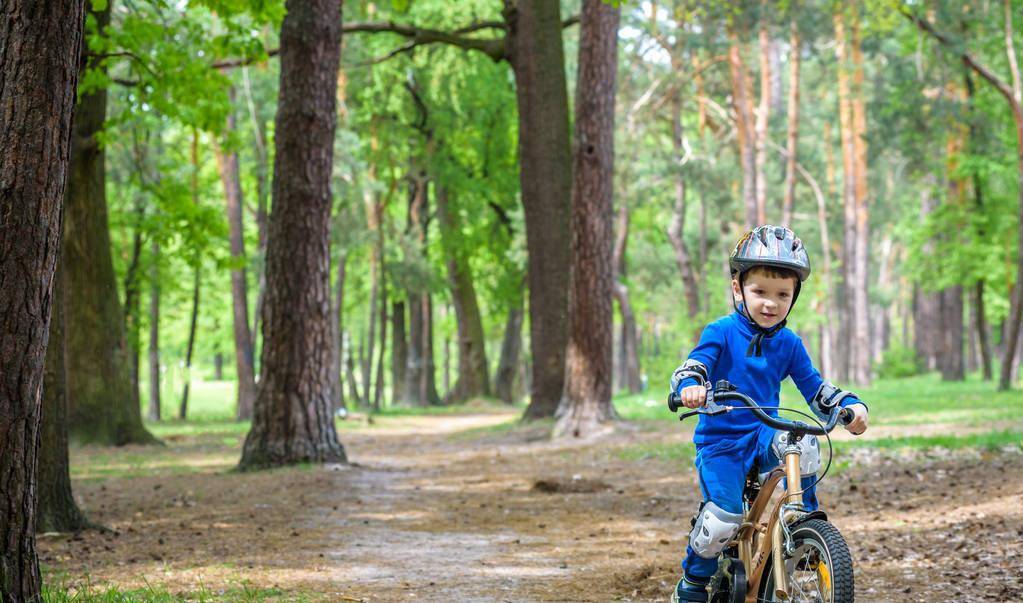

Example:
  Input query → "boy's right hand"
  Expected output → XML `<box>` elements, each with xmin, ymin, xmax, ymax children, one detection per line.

<box><xmin>679</xmin><ymin>385</ymin><xmax>707</xmax><ymax>409</ymax></box>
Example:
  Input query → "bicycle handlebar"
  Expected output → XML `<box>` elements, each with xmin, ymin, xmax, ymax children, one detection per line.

<box><xmin>668</xmin><ymin>380</ymin><xmax>852</xmax><ymax>437</ymax></box>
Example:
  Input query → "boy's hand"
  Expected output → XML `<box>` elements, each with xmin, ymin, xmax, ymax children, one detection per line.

<box><xmin>679</xmin><ymin>385</ymin><xmax>707</xmax><ymax>409</ymax></box>
<box><xmin>843</xmin><ymin>403</ymin><xmax>868</xmax><ymax>435</ymax></box>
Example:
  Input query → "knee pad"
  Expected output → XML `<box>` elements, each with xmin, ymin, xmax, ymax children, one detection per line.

<box><xmin>688</xmin><ymin>502</ymin><xmax>742</xmax><ymax>559</ymax></box>
<box><xmin>770</xmin><ymin>431</ymin><xmax>822</xmax><ymax>476</ymax></box>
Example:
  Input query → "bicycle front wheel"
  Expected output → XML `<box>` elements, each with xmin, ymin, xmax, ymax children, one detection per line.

<box><xmin>757</xmin><ymin>519</ymin><xmax>854</xmax><ymax>603</ymax></box>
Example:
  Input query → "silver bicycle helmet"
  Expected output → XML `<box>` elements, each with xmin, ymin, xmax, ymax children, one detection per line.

<box><xmin>729</xmin><ymin>225</ymin><xmax>811</xmax><ymax>282</ymax></box>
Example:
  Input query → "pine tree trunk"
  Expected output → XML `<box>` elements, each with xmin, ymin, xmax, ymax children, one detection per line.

<box><xmin>404</xmin><ymin>294</ymin><xmax>427</xmax><ymax>407</ymax></box>
<box><xmin>781</xmin><ymin>21</ymin><xmax>801</xmax><ymax>227</ymax></box>
<box><xmin>238</xmin><ymin>0</ymin><xmax>346</xmax><ymax>469</ymax></box>
<box><xmin>834</xmin><ymin>11</ymin><xmax>858</xmax><ymax>384</ymax></box>
<box><xmin>424</xmin><ymin>295</ymin><xmax>441</xmax><ymax>404</ymax></box>
<box><xmin>63</xmin><ymin>0</ymin><xmax>156</xmax><ymax>446</ymax></box>
<box><xmin>334</xmin><ymin>252</ymin><xmax>348</xmax><ymax>411</ymax></box>
<box><xmin>974</xmin><ymin>281</ymin><xmax>993</xmax><ymax>380</ymax></box>
<box><xmin>850</xmin><ymin>18</ymin><xmax>871</xmax><ymax>385</ymax></box>
<box><xmin>554</xmin><ymin>0</ymin><xmax>619</xmax><ymax>439</ymax></box>
<box><xmin>754</xmin><ymin>10</ymin><xmax>771</xmax><ymax>222</ymax></box>
<box><xmin>0</xmin><ymin>0</ymin><xmax>85</xmax><ymax>594</ymax></box>
<box><xmin>123</xmin><ymin>199</ymin><xmax>145</xmax><ymax>426</ymax></box>
<box><xmin>436</xmin><ymin>185</ymin><xmax>490</xmax><ymax>402</ymax></box>
<box><xmin>213</xmin><ymin>95</ymin><xmax>258</xmax><ymax>421</ymax></box>
<box><xmin>508</xmin><ymin>0</ymin><xmax>573</xmax><ymax>420</ymax></box>
<box><xmin>728</xmin><ymin>32</ymin><xmax>759</xmax><ymax>228</ymax></box>
<box><xmin>149</xmin><ymin>239</ymin><xmax>162</xmax><ymax>421</ymax></box>
<box><xmin>38</xmin><ymin>264</ymin><xmax>91</xmax><ymax>534</ymax></box>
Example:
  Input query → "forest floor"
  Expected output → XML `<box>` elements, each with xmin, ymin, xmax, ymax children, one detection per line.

<box><xmin>40</xmin><ymin>405</ymin><xmax>1023</xmax><ymax>602</ymax></box>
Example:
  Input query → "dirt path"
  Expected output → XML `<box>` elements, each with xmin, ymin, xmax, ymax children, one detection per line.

<box><xmin>41</xmin><ymin>415</ymin><xmax>1023</xmax><ymax>602</ymax></box>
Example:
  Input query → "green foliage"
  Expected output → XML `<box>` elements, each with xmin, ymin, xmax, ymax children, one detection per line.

<box><xmin>875</xmin><ymin>344</ymin><xmax>921</xmax><ymax>379</ymax></box>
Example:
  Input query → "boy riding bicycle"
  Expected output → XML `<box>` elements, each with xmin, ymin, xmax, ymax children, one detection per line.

<box><xmin>670</xmin><ymin>225</ymin><xmax>869</xmax><ymax>602</ymax></box>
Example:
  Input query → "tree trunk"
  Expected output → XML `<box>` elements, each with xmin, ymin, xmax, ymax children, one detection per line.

<box><xmin>333</xmin><ymin>252</ymin><xmax>348</xmax><ymax>411</ymax></box>
<box><xmin>728</xmin><ymin>32</ymin><xmax>759</xmax><ymax>228</ymax></box>
<box><xmin>148</xmin><ymin>240</ymin><xmax>161</xmax><ymax>421</ymax></box>
<box><xmin>38</xmin><ymin>264</ymin><xmax>91</xmax><ymax>534</ymax></box>
<box><xmin>238</xmin><ymin>0</ymin><xmax>347</xmax><ymax>469</ymax></box>
<box><xmin>213</xmin><ymin>93</ymin><xmax>257</xmax><ymax>422</ymax></box>
<box><xmin>362</xmin><ymin>190</ymin><xmax>380</xmax><ymax>406</ymax></box>
<box><xmin>123</xmin><ymin>198</ymin><xmax>145</xmax><ymax>428</ymax></box>
<box><xmin>0</xmin><ymin>0</ymin><xmax>84</xmax><ymax>594</ymax></box>
<box><xmin>613</xmin><ymin>195</ymin><xmax>641</xmax><ymax>394</ymax></box>
<box><xmin>940</xmin><ymin>286</ymin><xmax>965</xmax><ymax>380</ymax></box>
<box><xmin>243</xmin><ymin>67</ymin><xmax>270</xmax><ymax>369</ymax></box>
<box><xmin>850</xmin><ymin>18</ymin><xmax>871</xmax><ymax>385</ymax></box>
<box><xmin>424</xmin><ymin>295</ymin><xmax>441</xmax><ymax>404</ymax></box>
<box><xmin>974</xmin><ymin>281</ymin><xmax>993</xmax><ymax>380</ymax></box>
<box><xmin>667</xmin><ymin>75</ymin><xmax>701</xmax><ymax>328</ymax></box>
<box><xmin>781</xmin><ymin>20</ymin><xmax>801</xmax><ymax>227</ymax></box>
<box><xmin>179</xmin><ymin>268</ymin><xmax>201</xmax><ymax>420</ymax></box>
<box><xmin>345</xmin><ymin>331</ymin><xmax>361</xmax><ymax>407</ymax></box>
<box><xmin>436</xmin><ymin>185</ymin><xmax>490</xmax><ymax>402</ymax></box>
<box><xmin>495</xmin><ymin>291</ymin><xmax>525</xmax><ymax>404</ymax></box>
<box><xmin>373</xmin><ymin>278</ymin><xmax>388</xmax><ymax>411</ymax></box>
<box><xmin>834</xmin><ymin>10</ymin><xmax>858</xmax><ymax>384</ymax></box>
<box><xmin>554</xmin><ymin>0</ymin><xmax>619</xmax><ymax>439</ymax></box>
<box><xmin>392</xmin><ymin>301</ymin><xmax>407</xmax><ymax>404</ymax></box>
<box><xmin>754</xmin><ymin>10</ymin><xmax>771</xmax><ymax>222</ymax></box>
<box><xmin>63</xmin><ymin>0</ymin><xmax>156</xmax><ymax>446</ymax></box>
<box><xmin>507</xmin><ymin>0</ymin><xmax>573</xmax><ymax>420</ymax></box>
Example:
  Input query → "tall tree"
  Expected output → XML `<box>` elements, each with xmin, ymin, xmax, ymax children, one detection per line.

<box><xmin>904</xmin><ymin>6</ymin><xmax>1023</xmax><ymax>388</ymax></box>
<box><xmin>37</xmin><ymin>265</ymin><xmax>91</xmax><ymax>534</ymax></box>
<box><xmin>148</xmin><ymin>239</ymin><xmax>161</xmax><ymax>421</ymax></box>
<box><xmin>554</xmin><ymin>0</ymin><xmax>620</xmax><ymax>438</ymax></box>
<box><xmin>213</xmin><ymin>89</ymin><xmax>258</xmax><ymax>421</ymax></box>
<box><xmin>63</xmin><ymin>0</ymin><xmax>157</xmax><ymax>445</ymax></box>
<box><xmin>728</xmin><ymin>27</ymin><xmax>760</xmax><ymax>227</ymax></box>
<box><xmin>0</xmin><ymin>0</ymin><xmax>85</xmax><ymax>596</ymax></box>
<box><xmin>179</xmin><ymin>131</ymin><xmax>202</xmax><ymax>420</ymax></box>
<box><xmin>238</xmin><ymin>0</ymin><xmax>347</xmax><ymax>469</ymax></box>
<box><xmin>495</xmin><ymin>287</ymin><xmax>525</xmax><ymax>404</ymax></box>
<box><xmin>781</xmin><ymin>19</ymin><xmax>801</xmax><ymax>227</ymax></box>
<box><xmin>436</xmin><ymin>185</ymin><xmax>491</xmax><ymax>402</ymax></box>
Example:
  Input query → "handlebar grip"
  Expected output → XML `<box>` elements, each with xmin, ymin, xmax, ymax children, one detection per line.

<box><xmin>839</xmin><ymin>407</ymin><xmax>853</xmax><ymax>426</ymax></box>
<box><xmin>668</xmin><ymin>391</ymin><xmax>682</xmax><ymax>413</ymax></box>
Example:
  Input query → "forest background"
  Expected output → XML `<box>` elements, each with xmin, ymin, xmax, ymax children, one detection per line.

<box><xmin>5</xmin><ymin>0</ymin><xmax>1023</xmax><ymax>600</ymax></box>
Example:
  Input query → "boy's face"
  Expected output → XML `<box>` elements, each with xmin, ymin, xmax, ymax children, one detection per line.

<box><xmin>732</xmin><ymin>270</ymin><xmax>796</xmax><ymax>329</ymax></box>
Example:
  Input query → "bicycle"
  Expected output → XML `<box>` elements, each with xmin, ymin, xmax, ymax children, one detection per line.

<box><xmin>668</xmin><ymin>380</ymin><xmax>857</xmax><ymax>603</ymax></box>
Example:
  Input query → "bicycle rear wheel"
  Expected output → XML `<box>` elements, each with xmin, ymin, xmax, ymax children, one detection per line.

<box><xmin>756</xmin><ymin>519</ymin><xmax>854</xmax><ymax>603</ymax></box>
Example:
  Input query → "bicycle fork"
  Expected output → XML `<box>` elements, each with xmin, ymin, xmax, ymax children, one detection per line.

<box><xmin>769</xmin><ymin>444</ymin><xmax>806</xmax><ymax>599</ymax></box>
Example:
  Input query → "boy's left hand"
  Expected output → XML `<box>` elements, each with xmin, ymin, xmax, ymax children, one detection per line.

<box><xmin>843</xmin><ymin>403</ymin><xmax>868</xmax><ymax>435</ymax></box>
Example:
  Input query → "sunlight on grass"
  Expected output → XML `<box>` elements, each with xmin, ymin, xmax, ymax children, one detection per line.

<box><xmin>41</xmin><ymin>574</ymin><xmax>297</xmax><ymax>602</ymax></box>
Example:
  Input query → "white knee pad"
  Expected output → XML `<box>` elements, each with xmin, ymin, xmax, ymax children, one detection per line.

<box><xmin>689</xmin><ymin>502</ymin><xmax>742</xmax><ymax>559</ymax></box>
<box><xmin>770</xmin><ymin>431</ymin><xmax>822</xmax><ymax>476</ymax></box>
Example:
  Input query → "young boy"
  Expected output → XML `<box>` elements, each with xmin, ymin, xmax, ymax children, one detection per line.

<box><xmin>669</xmin><ymin>225</ymin><xmax>869</xmax><ymax>603</ymax></box>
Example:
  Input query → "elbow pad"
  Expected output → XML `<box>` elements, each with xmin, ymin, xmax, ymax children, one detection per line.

<box><xmin>671</xmin><ymin>359</ymin><xmax>708</xmax><ymax>392</ymax></box>
<box><xmin>810</xmin><ymin>381</ymin><xmax>855</xmax><ymax>420</ymax></box>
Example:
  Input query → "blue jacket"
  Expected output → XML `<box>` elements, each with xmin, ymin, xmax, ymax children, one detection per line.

<box><xmin>676</xmin><ymin>310</ymin><xmax>860</xmax><ymax>445</ymax></box>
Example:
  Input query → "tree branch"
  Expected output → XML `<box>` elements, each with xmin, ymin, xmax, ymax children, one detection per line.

<box><xmin>901</xmin><ymin>7</ymin><xmax>1019</xmax><ymax>111</ymax></box>
<box><xmin>212</xmin><ymin>49</ymin><xmax>280</xmax><ymax>69</ymax></box>
<box><xmin>342</xmin><ymin>21</ymin><xmax>508</xmax><ymax>62</ymax></box>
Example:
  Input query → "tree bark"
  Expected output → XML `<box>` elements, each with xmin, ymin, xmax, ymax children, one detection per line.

<box><xmin>667</xmin><ymin>70</ymin><xmax>701</xmax><ymax>328</ymax></box>
<box><xmin>728</xmin><ymin>31</ymin><xmax>759</xmax><ymax>228</ymax></box>
<box><xmin>554</xmin><ymin>0</ymin><xmax>619</xmax><ymax>439</ymax></box>
<box><xmin>754</xmin><ymin>9</ymin><xmax>771</xmax><ymax>222</ymax></box>
<box><xmin>392</xmin><ymin>301</ymin><xmax>408</xmax><ymax>404</ymax></box>
<box><xmin>850</xmin><ymin>18</ymin><xmax>871</xmax><ymax>385</ymax></box>
<box><xmin>940</xmin><ymin>286</ymin><xmax>965</xmax><ymax>380</ymax></box>
<box><xmin>507</xmin><ymin>0</ymin><xmax>573</xmax><ymax>420</ymax></box>
<box><xmin>38</xmin><ymin>264</ymin><xmax>91</xmax><ymax>534</ymax></box>
<box><xmin>238</xmin><ymin>0</ymin><xmax>347</xmax><ymax>469</ymax></box>
<box><xmin>373</xmin><ymin>276</ymin><xmax>388</xmax><ymax>411</ymax></box>
<box><xmin>123</xmin><ymin>197</ymin><xmax>145</xmax><ymax>426</ymax></box>
<box><xmin>495</xmin><ymin>290</ymin><xmax>525</xmax><ymax>404</ymax></box>
<box><xmin>179</xmin><ymin>268</ymin><xmax>201</xmax><ymax>420</ymax></box>
<box><xmin>362</xmin><ymin>188</ymin><xmax>380</xmax><ymax>406</ymax></box>
<box><xmin>436</xmin><ymin>185</ymin><xmax>491</xmax><ymax>402</ymax></box>
<box><xmin>781</xmin><ymin>20</ymin><xmax>801</xmax><ymax>227</ymax></box>
<box><xmin>148</xmin><ymin>240</ymin><xmax>161</xmax><ymax>421</ymax></box>
<box><xmin>333</xmin><ymin>251</ymin><xmax>348</xmax><ymax>411</ymax></box>
<box><xmin>834</xmin><ymin>10</ymin><xmax>858</xmax><ymax>384</ymax></box>
<box><xmin>63</xmin><ymin>0</ymin><xmax>157</xmax><ymax>446</ymax></box>
<box><xmin>213</xmin><ymin>92</ymin><xmax>257</xmax><ymax>422</ymax></box>
<box><xmin>0</xmin><ymin>0</ymin><xmax>85</xmax><ymax>595</ymax></box>
<box><xmin>613</xmin><ymin>195</ymin><xmax>641</xmax><ymax>394</ymax></box>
